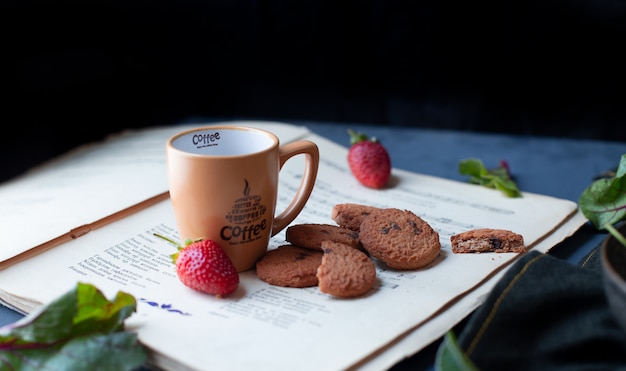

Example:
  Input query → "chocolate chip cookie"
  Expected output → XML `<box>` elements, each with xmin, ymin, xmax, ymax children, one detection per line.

<box><xmin>255</xmin><ymin>245</ymin><xmax>323</xmax><ymax>287</ymax></box>
<box><xmin>316</xmin><ymin>241</ymin><xmax>377</xmax><ymax>298</ymax></box>
<box><xmin>331</xmin><ymin>203</ymin><xmax>381</xmax><ymax>231</ymax></box>
<box><xmin>358</xmin><ymin>208</ymin><xmax>441</xmax><ymax>270</ymax></box>
<box><xmin>285</xmin><ymin>223</ymin><xmax>361</xmax><ymax>251</ymax></box>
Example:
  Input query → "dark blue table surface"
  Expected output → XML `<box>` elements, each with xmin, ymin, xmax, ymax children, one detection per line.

<box><xmin>2</xmin><ymin>120</ymin><xmax>625</xmax><ymax>369</ymax></box>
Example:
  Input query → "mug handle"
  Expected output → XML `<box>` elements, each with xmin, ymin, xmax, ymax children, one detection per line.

<box><xmin>271</xmin><ymin>140</ymin><xmax>319</xmax><ymax>235</ymax></box>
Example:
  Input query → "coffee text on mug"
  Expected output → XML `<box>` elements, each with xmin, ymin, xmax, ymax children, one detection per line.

<box><xmin>220</xmin><ymin>219</ymin><xmax>267</xmax><ymax>242</ymax></box>
<box><xmin>193</xmin><ymin>132</ymin><xmax>220</xmax><ymax>145</ymax></box>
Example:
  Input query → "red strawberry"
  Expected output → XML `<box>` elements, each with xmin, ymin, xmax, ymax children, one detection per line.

<box><xmin>347</xmin><ymin>129</ymin><xmax>391</xmax><ymax>189</ymax></box>
<box><xmin>171</xmin><ymin>238</ymin><xmax>239</xmax><ymax>298</ymax></box>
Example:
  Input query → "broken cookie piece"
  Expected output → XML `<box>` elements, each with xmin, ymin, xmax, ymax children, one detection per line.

<box><xmin>450</xmin><ymin>228</ymin><xmax>525</xmax><ymax>254</ymax></box>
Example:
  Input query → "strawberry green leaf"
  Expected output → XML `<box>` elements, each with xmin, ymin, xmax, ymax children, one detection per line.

<box><xmin>435</xmin><ymin>331</ymin><xmax>479</xmax><ymax>371</ymax></box>
<box><xmin>347</xmin><ymin>129</ymin><xmax>369</xmax><ymax>145</ymax></box>
<box><xmin>458</xmin><ymin>158</ymin><xmax>522</xmax><ymax>198</ymax></box>
<box><xmin>579</xmin><ymin>154</ymin><xmax>626</xmax><ymax>230</ymax></box>
<box><xmin>0</xmin><ymin>282</ymin><xmax>147</xmax><ymax>370</ymax></box>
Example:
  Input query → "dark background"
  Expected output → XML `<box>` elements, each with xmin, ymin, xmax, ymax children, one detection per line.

<box><xmin>3</xmin><ymin>0</ymin><xmax>626</xmax><ymax>182</ymax></box>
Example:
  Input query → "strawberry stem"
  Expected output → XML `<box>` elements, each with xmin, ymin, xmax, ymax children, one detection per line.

<box><xmin>348</xmin><ymin>129</ymin><xmax>369</xmax><ymax>145</ymax></box>
<box><xmin>153</xmin><ymin>233</ymin><xmax>180</xmax><ymax>247</ymax></box>
<box><xmin>153</xmin><ymin>233</ymin><xmax>183</xmax><ymax>264</ymax></box>
<box><xmin>153</xmin><ymin>233</ymin><xmax>197</xmax><ymax>250</ymax></box>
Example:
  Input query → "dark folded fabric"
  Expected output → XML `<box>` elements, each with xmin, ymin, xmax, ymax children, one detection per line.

<box><xmin>455</xmin><ymin>249</ymin><xmax>626</xmax><ymax>370</ymax></box>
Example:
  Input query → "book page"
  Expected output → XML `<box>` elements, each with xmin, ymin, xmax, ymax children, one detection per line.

<box><xmin>0</xmin><ymin>131</ymin><xmax>583</xmax><ymax>370</ymax></box>
<box><xmin>0</xmin><ymin>121</ymin><xmax>310</xmax><ymax>262</ymax></box>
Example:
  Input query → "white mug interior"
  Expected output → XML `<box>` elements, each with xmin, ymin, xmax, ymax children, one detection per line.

<box><xmin>171</xmin><ymin>127</ymin><xmax>276</xmax><ymax>156</ymax></box>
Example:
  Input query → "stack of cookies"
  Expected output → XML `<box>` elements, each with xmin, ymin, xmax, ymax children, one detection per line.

<box><xmin>255</xmin><ymin>203</ymin><xmax>443</xmax><ymax>298</ymax></box>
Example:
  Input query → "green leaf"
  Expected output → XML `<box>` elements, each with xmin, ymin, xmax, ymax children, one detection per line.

<box><xmin>435</xmin><ymin>331</ymin><xmax>479</xmax><ymax>371</ymax></box>
<box><xmin>458</xmin><ymin>158</ymin><xmax>522</xmax><ymax>198</ymax></box>
<box><xmin>578</xmin><ymin>155</ymin><xmax>626</xmax><ymax>230</ymax></box>
<box><xmin>0</xmin><ymin>282</ymin><xmax>147</xmax><ymax>371</ymax></box>
<box><xmin>615</xmin><ymin>154</ymin><xmax>626</xmax><ymax>178</ymax></box>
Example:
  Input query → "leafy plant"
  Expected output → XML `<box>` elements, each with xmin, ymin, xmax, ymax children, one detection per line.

<box><xmin>579</xmin><ymin>154</ymin><xmax>626</xmax><ymax>235</ymax></box>
<box><xmin>458</xmin><ymin>158</ymin><xmax>522</xmax><ymax>198</ymax></box>
<box><xmin>0</xmin><ymin>282</ymin><xmax>147</xmax><ymax>370</ymax></box>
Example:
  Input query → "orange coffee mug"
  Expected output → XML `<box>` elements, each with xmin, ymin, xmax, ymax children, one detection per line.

<box><xmin>166</xmin><ymin>125</ymin><xmax>319</xmax><ymax>272</ymax></box>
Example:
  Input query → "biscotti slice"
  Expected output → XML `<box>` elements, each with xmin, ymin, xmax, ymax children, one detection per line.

<box><xmin>316</xmin><ymin>241</ymin><xmax>377</xmax><ymax>298</ymax></box>
<box><xmin>450</xmin><ymin>228</ymin><xmax>525</xmax><ymax>254</ymax></box>
<box><xmin>358</xmin><ymin>208</ymin><xmax>441</xmax><ymax>270</ymax></box>
<box><xmin>255</xmin><ymin>245</ymin><xmax>323</xmax><ymax>288</ymax></box>
<box><xmin>285</xmin><ymin>223</ymin><xmax>360</xmax><ymax>251</ymax></box>
<box><xmin>331</xmin><ymin>203</ymin><xmax>381</xmax><ymax>231</ymax></box>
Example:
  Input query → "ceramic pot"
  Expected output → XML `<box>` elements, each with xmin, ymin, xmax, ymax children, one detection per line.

<box><xmin>600</xmin><ymin>222</ymin><xmax>626</xmax><ymax>333</ymax></box>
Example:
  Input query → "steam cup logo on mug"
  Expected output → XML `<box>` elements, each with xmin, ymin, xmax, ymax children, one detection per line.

<box><xmin>166</xmin><ymin>125</ymin><xmax>319</xmax><ymax>272</ymax></box>
<box><xmin>223</xmin><ymin>179</ymin><xmax>267</xmax><ymax>244</ymax></box>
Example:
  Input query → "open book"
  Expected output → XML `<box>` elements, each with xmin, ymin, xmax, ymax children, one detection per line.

<box><xmin>0</xmin><ymin>121</ymin><xmax>586</xmax><ymax>370</ymax></box>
